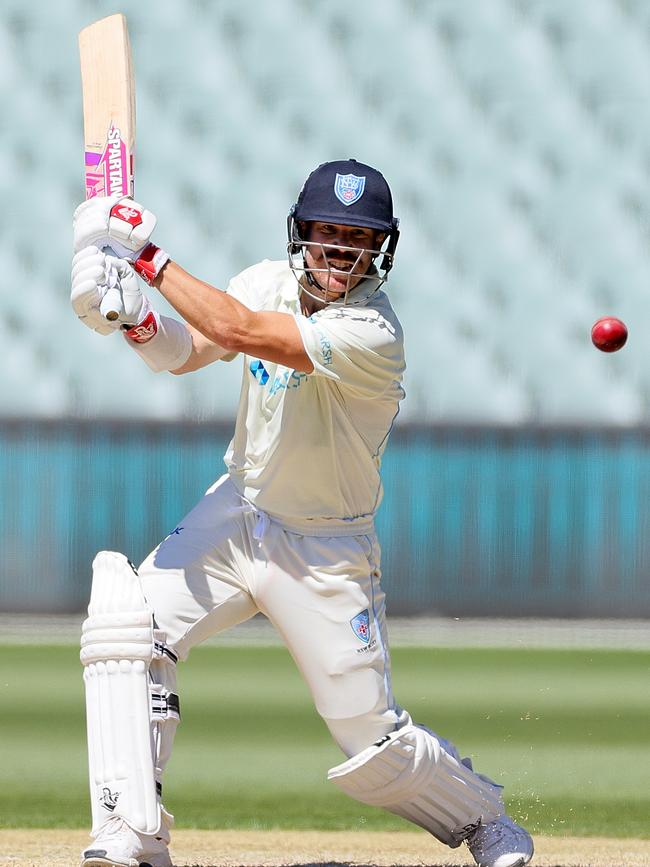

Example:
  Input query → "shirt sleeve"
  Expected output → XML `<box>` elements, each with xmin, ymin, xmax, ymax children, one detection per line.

<box><xmin>210</xmin><ymin>268</ymin><xmax>250</xmax><ymax>363</ymax></box>
<box><xmin>294</xmin><ymin>306</ymin><xmax>404</xmax><ymax>397</ymax></box>
<box><xmin>225</xmin><ymin>260</ymin><xmax>276</xmax><ymax>309</ymax></box>
<box><xmin>225</xmin><ymin>266</ymin><xmax>254</xmax><ymax>307</ymax></box>
<box><xmin>222</xmin><ymin>262</ymin><xmax>269</xmax><ymax>361</ymax></box>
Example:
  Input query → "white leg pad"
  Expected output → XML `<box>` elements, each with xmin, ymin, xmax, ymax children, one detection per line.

<box><xmin>328</xmin><ymin>724</ymin><xmax>504</xmax><ymax>847</ymax></box>
<box><xmin>80</xmin><ymin>551</ymin><xmax>179</xmax><ymax>837</ymax></box>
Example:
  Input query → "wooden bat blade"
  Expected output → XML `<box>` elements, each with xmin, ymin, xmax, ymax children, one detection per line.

<box><xmin>79</xmin><ymin>13</ymin><xmax>135</xmax><ymax>201</ymax></box>
<box><xmin>79</xmin><ymin>13</ymin><xmax>136</xmax><ymax>321</ymax></box>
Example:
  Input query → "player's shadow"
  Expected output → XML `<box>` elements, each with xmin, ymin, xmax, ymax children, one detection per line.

<box><xmin>176</xmin><ymin>863</ymin><xmax>561</xmax><ymax>867</ymax></box>
<box><xmin>176</xmin><ymin>863</ymin><xmax>571</xmax><ymax>867</ymax></box>
<box><xmin>175</xmin><ymin>863</ymin><xmax>461</xmax><ymax>867</ymax></box>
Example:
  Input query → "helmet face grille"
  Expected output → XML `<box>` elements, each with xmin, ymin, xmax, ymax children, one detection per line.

<box><xmin>287</xmin><ymin>159</ymin><xmax>400</xmax><ymax>305</ymax></box>
<box><xmin>286</xmin><ymin>220</ymin><xmax>398</xmax><ymax>306</ymax></box>
<box><xmin>293</xmin><ymin>159</ymin><xmax>396</xmax><ymax>233</ymax></box>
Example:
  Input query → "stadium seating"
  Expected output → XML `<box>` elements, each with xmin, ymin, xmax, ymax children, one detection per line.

<box><xmin>3</xmin><ymin>0</ymin><xmax>650</xmax><ymax>422</ymax></box>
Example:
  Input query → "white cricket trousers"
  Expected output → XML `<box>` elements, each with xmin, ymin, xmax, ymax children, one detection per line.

<box><xmin>138</xmin><ymin>474</ymin><xmax>410</xmax><ymax>757</ymax></box>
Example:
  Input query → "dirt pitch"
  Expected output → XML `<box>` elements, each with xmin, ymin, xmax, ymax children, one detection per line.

<box><xmin>1</xmin><ymin>830</ymin><xmax>649</xmax><ymax>867</ymax></box>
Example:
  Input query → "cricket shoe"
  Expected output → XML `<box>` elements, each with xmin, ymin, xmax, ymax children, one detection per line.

<box><xmin>465</xmin><ymin>814</ymin><xmax>534</xmax><ymax>867</ymax></box>
<box><xmin>80</xmin><ymin>816</ymin><xmax>172</xmax><ymax>867</ymax></box>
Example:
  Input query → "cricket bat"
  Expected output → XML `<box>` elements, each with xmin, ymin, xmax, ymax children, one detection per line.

<box><xmin>78</xmin><ymin>13</ymin><xmax>136</xmax><ymax>321</ymax></box>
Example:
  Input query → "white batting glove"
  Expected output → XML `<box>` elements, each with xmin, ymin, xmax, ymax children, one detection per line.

<box><xmin>71</xmin><ymin>246</ymin><xmax>151</xmax><ymax>335</ymax></box>
<box><xmin>73</xmin><ymin>195</ymin><xmax>157</xmax><ymax>257</ymax></box>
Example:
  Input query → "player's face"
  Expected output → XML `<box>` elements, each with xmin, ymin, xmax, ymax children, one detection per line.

<box><xmin>303</xmin><ymin>222</ymin><xmax>381</xmax><ymax>297</ymax></box>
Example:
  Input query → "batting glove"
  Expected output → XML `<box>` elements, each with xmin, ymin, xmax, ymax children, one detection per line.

<box><xmin>73</xmin><ymin>195</ymin><xmax>157</xmax><ymax>257</ymax></box>
<box><xmin>71</xmin><ymin>246</ymin><xmax>153</xmax><ymax>335</ymax></box>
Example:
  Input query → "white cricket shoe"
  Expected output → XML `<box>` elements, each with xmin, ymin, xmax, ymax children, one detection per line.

<box><xmin>466</xmin><ymin>814</ymin><xmax>534</xmax><ymax>867</ymax></box>
<box><xmin>80</xmin><ymin>816</ymin><xmax>172</xmax><ymax>867</ymax></box>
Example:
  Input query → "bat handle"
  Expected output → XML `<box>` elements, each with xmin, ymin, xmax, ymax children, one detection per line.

<box><xmin>99</xmin><ymin>245</ymin><xmax>123</xmax><ymax>321</ymax></box>
<box><xmin>100</xmin><ymin>289</ymin><xmax>122</xmax><ymax>321</ymax></box>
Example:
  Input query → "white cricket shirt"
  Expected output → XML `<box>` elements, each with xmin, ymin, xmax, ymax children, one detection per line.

<box><xmin>223</xmin><ymin>259</ymin><xmax>405</xmax><ymax>535</ymax></box>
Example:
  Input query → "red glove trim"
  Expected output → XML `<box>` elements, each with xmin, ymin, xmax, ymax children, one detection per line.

<box><xmin>134</xmin><ymin>244</ymin><xmax>170</xmax><ymax>286</ymax></box>
<box><xmin>110</xmin><ymin>202</ymin><xmax>143</xmax><ymax>228</ymax></box>
<box><xmin>124</xmin><ymin>311</ymin><xmax>158</xmax><ymax>344</ymax></box>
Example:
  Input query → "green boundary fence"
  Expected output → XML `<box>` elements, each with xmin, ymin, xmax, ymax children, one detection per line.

<box><xmin>1</xmin><ymin>420</ymin><xmax>650</xmax><ymax>616</ymax></box>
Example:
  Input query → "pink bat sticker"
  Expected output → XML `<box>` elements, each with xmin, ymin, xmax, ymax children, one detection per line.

<box><xmin>85</xmin><ymin>124</ymin><xmax>133</xmax><ymax>199</ymax></box>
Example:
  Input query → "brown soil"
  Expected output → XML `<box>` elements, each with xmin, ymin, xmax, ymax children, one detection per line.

<box><xmin>1</xmin><ymin>829</ymin><xmax>647</xmax><ymax>867</ymax></box>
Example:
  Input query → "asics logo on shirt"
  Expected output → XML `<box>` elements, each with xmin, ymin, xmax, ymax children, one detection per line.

<box><xmin>250</xmin><ymin>359</ymin><xmax>307</xmax><ymax>395</ymax></box>
<box><xmin>250</xmin><ymin>359</ymin><xmax>270</xmax><ymax>385</ymax></box>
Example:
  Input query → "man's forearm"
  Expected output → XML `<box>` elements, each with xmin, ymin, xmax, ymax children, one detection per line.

<box><xmin>154</xmin><ymin>261</ymin><xmax>253</xmax><ymax>352</ymax></box>
<box><xmin>170</xmin><ymin>323</ymin><xmax>234</xmax><ymax>375</ymax></box>
<box><xmin>152</xmin><ymin>261</ymin><xmax>313</xmax><ymax>372</ymax></box>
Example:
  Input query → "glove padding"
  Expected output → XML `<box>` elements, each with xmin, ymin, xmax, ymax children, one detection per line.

<box><xmin>71</xmin><ymin>246</ymin><xmax>150</xmax><ymax>335</ymax></box>
<box><xmin>73</xmin><ymin>195</ymin><xmax>157</xmax><ymax>257</ymax></box>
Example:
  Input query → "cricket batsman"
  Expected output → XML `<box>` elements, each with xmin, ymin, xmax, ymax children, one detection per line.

<box><xmin>71</xmin><ymin>159</ymin><xmax>534</xmax><ymax>867</ymax></box>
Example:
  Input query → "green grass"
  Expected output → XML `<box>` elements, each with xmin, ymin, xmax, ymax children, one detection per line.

<box><xmin>1</xmin><ymin>644</ymin><xmax>648</xmax><ymax>837</ymax></box>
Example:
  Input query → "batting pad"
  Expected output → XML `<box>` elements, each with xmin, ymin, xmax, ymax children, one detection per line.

<box><xmin>81</xmin><ymin>551</ymin><xmax>169</xmax><ymax>835</ymax></box>
<box><xmin>328</xmin><ymin>724</ymin><xmax>503</xmax><ymax>847</ymax></box>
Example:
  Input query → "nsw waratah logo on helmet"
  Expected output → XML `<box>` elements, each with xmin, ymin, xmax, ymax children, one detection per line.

<box><xmin>334</xmin><ymin>173</ymin><xmax>366</xmax><ymax>206</ymax></box>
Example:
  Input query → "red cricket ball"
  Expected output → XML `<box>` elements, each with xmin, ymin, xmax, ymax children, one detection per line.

<box><xmin>591</xmin><ymin>317</ymin><xmax>628</xmax><ymax>353</ymax></box>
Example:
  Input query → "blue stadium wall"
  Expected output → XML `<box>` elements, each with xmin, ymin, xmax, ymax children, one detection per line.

<box><xmin>1</xmin><ymin>420</ymin><xmax>649</xmax><ymax>616</ymax></box>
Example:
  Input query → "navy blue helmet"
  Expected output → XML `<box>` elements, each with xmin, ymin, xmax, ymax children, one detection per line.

<box><xmin>292</xmin><ymin>159</ymin><xmax>397</xmax><ymax>233</ymax></box>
